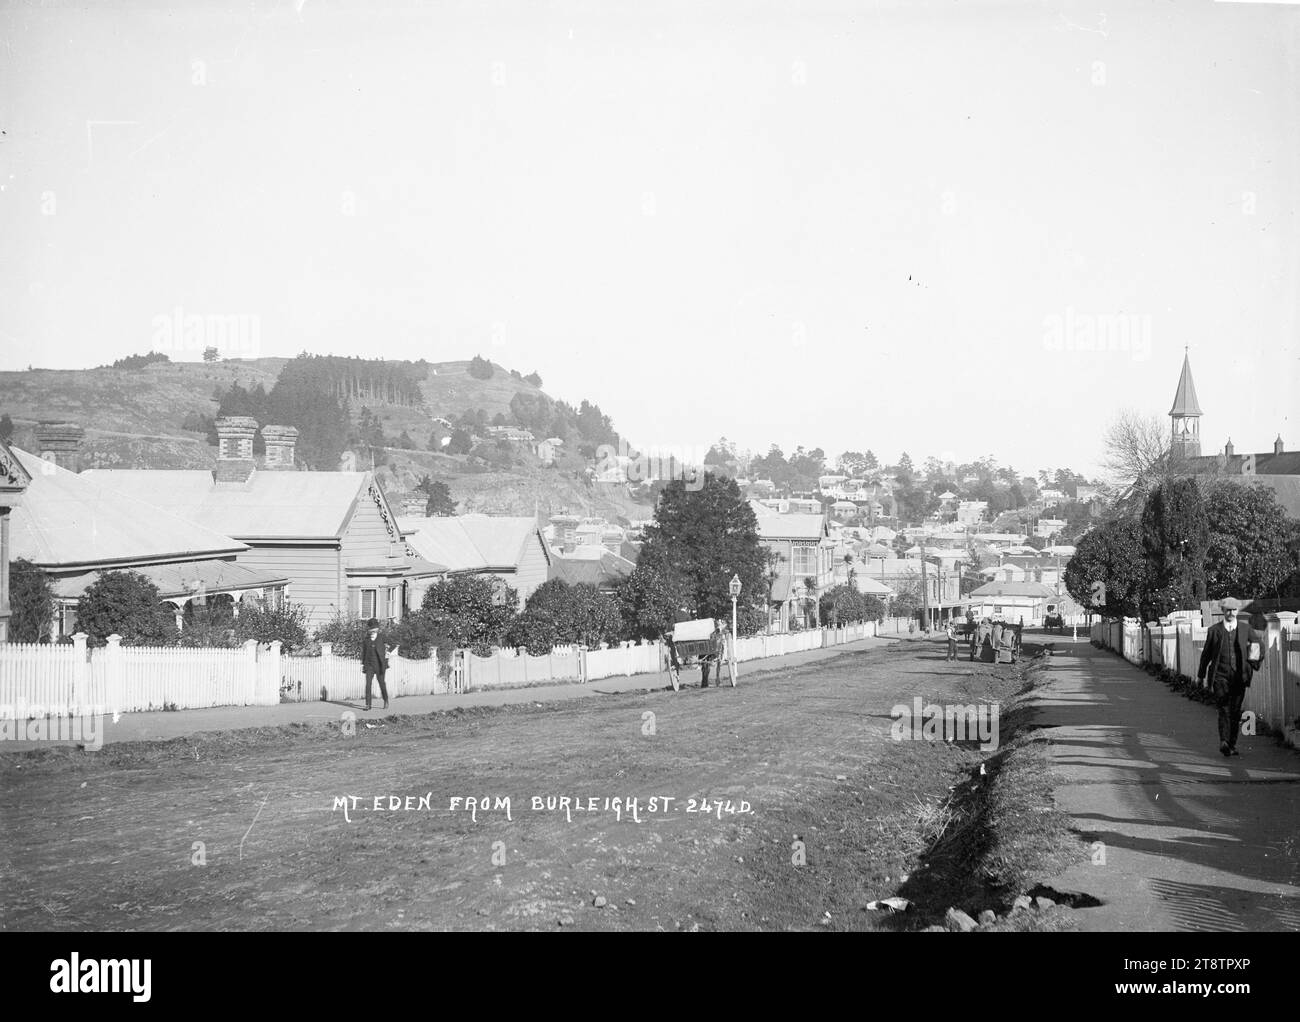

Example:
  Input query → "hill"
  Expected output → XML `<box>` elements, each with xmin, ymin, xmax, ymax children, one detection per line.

<box><xmin>0</xmin><ymin>356</ymin><xmax>653</xmax><ymax>518</ymax></box>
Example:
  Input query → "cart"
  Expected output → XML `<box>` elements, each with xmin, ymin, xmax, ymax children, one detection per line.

<box><xmin>665</xmin><ymin>618</ymin><xmax>736</xmax><ymax>691</ymax></box>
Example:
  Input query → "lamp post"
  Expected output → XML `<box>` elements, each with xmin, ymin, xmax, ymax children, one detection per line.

<box><xmin>728</xmin><ymin>574</ymin><xmax>741</xmax><ymax>661</ymax></box>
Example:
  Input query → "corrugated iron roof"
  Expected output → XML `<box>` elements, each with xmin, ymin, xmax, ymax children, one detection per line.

<box><xmin>82</xmin><ymin>468</ymin><xmax>370</xmax><ymax>539</ymax></box>
<box><xmin>11</xmin><ymin>449</ymin><xmax>247</xmax><ymax>569</ymax></box>
<box><xmin>399</xmin><ymin>515</ymin><xmax>546</xmax><ymax>572</ymax></box>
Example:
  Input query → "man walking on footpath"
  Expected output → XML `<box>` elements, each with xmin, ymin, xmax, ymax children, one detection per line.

<box><xmin>361</xmin><ymin>617</ymin><xmax>389</xmax><ymax>711</ymax></box>
<box><xmin>945</xmin><ymin>621</ymin><xmax>958</xmax><ymax>661</ymax></box>
<box><xmin>1197</xmin><ymin>598</ymin><xmax>1264</xmax><ymax>757</ymax></box>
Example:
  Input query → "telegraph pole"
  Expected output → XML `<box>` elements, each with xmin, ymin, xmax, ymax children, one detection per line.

<box><xmin>921</xmin><ymin>554</ymin><xmax>929</xmax><ymax>633</ymax></box>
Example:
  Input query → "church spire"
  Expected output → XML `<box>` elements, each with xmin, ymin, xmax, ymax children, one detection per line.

<box><xmin>1169</xmin><ymin>348</ymin><xmax>1202</xmax><ymax>459</ymax></box>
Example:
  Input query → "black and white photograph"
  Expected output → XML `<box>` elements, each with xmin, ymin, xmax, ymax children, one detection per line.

<box><xmin>0</xmin><ymin>0</ymin><xmax>1297</xmax><ymax>1000</ymax></box>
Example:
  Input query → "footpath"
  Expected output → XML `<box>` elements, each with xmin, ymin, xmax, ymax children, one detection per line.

<box><xmin>1030</xmin><ymin>638</ymin><xmax>1300</xmax><ymax>932</ymax></box>
<box><xmin>27</xmin><ymin>634</ymin><xmax>900</xmax><ymax>747</ymax></box>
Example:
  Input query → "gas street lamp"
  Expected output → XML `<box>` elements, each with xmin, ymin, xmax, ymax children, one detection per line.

<box><xmin>728</xmin><ymin>574</ymin><xmax>741</xmax><ymax>658</ymax></box>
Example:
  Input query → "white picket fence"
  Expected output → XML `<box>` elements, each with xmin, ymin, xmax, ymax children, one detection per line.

<box><xmin>453</xmin><ymin>621</ymin><xmax>883</xmax><ymax>692</ymax></box>
<box><xmin>0</xmin><ymin>634</ymin><xmax>281</xmax><ymax>716</ymax></box>
<box><xmin>1091</xmin><ymin>614</ymin><xmax>1300</xmax><ymax>736</ymax></box>
<box><xmin>0</xmin><ymin>617</ymin><xmax>891</xmax><ymax>717</ymax></box>
<box><xmin>279</xmin><ymin>643</ymin><xmax>446</xmax><ymax>702</ymax></box>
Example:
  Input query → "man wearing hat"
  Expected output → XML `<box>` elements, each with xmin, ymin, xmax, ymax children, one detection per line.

<box><xmin>361</xmin><ymin>618</ymin><xmax>390</xmax><ymax>711</ymax></box>
<box><xmin>1197</xmin><ymin>598</ymin><xmax>1265</xmax><ymax>757</ymax></box>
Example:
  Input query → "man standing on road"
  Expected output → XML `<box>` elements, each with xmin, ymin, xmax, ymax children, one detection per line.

<box><xmin>1197</xmin><ymin>598</ymin><xmax>1264</xmax><ymax>757</ymax></box>
<box><xmin>945</xmin><ymin>622</ymin><xmax>958</xmax><ymax>661</ymax></box>
<box><xmin>361</xmin><ymin>617</ymin><xmax>389</xmax><ymax>712</ymax></box>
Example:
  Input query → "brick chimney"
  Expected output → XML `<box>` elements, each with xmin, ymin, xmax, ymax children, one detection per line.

<box><xmin>261</xmin><ymin>425</ymin><xmax>299</xmax><ymax>470</ymax></box>
<box><xmin>1275</xmin><ymin>435</ymin><xmax>1285</xmax><ymax>455</ymax></box>
<box><xmin>1224</xmin><ymin>438</ymin><xmax>1234</xmax><ymax>458</ymax></box>
<box><xmin>35</xmin><ymin>421</ymin><xmax>85</xmax><ymax>473</ymax></box>
<box><xmin>214</xmin><ymin>416</ymin><xmax>258</xmax><ymax>484</ymax></box>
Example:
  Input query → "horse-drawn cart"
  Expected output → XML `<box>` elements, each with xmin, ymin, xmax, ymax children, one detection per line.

<box><xmin>665</xmin><ymin>618</ymin><xmax>736</xmax><ymax>691</ymax></box>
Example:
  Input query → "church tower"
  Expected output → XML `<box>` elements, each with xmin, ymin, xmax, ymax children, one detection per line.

<box><xmin>1169</xmin><ymin>348</ymin><xmax>1202</xmax><ymax>459</ymax></box>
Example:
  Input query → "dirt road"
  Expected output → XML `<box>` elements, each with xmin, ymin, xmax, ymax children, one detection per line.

<box><xmin>1</xmin><ymin>641</ymin><xmax>1023</xmax><ymax>931</ymax></box>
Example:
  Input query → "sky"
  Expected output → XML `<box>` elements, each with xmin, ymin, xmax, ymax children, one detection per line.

<box><xmin>1</xmin><ymin>0</ymin><xmax>1297</xmax><ymax>479</ymax></box>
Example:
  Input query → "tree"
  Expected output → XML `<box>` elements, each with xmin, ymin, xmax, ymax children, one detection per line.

<box><xmin>507</xmin><ymin>580</ymin><xmax>623</xmax><ymax>652</ymax></box>
<box><xmin>234</xmin><ymin>599</ymin><xmax>311</xmax><ymax>653</ymax></box>
<box><xmin>396</xmin><ymin>430</ymin><xmax>416</xmax><ymax>450</ymax></box>
<box><xmin>202</xmin><ymin>346</ymin><xmax>219</xmax><ymax>362</ymax></box>
<box><xmin>819</xmin><ymin>583</ymin><xmax>869</xmax><ymax>626</ymax></box>
<box><xmin>468</xmin><ymin>355</ymin><xmax>494</xmax><ymax>380</ymax></box>
<box><xmin>1203</xmin><ymin>482</ymin><xmax>1296</xmax><ymax>600</ymax></box>
<box><xmin>76</xmin><ymin>570</ymin><xmax>178</xmax><ymax>646</ymax></box>
<box><xmin>1102</xmin><ymin>409</ymin><xmax>1169</xmax><ymax>496</ymax></box>
<box><xmin>616</xmin><ymin>564</ymin><xmax>692</xmax><ymax>641</ymax></box>
<box><xmin>446</xmin><ymin>428</ymin><xmax>473</xmax><ymax>455</ymax></box>
<box><xmin>415</xmin><ymin>476</ymin><xmax>456</xmax><ymax>516</ymax></box>
<box><xmin>0</xmin><ymin>413</ymin><xmax>13</xmax><ymax>441</ymax></box>
<box><xmin>863</xmin><ymin>450</ymin><xmax>878</xmax><ymax>471</ymax></box>
<box><xmin>524</xmin><ymin>371</ymin><xmax>542</xmax><ymax>387</ymax></box>
<box><xmin>636</xmin><ymin>473</ymin><xmax>768</xmax><ymax>630</ymax></box>
<box><xmin>420</xmin><ymin>574</ymin><xmax>517</xmax><ymax>652</ymax></box>
<box><xmin>1065</xmin><ymin>516</ymin><xmax>1149</xmax><ymax>619</ymax></box>
<box><xmin>9</xmin><ymin>558</ymin><xmax>54</xmax><ymax>642</ymax></box>
<box><xmin>1141</xmin><ymin>477</ymin><xmax>1209</xmax><ymax>616</ymax></box>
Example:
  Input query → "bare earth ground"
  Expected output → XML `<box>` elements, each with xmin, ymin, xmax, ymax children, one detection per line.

<box><xmin>0</xmin><ymin>641</ymin><xmax>1076</xmax><ymax>932</ymax></box>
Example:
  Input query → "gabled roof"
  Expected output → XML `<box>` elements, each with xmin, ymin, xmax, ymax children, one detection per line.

<box><xmin>82</xmin><ymin>468</ymin><xmax>372</xmax><ymax>540</ymax></box>
<box><xmin>1169</xmin><ymin>351</ymin><xmax>1203</xmax><ymax>417</ymax></box>
<box><xmin>11</xmin><ymin>449</ymin><xmax>248</xmax><ymax>570</ymax></box>
<box><xmin>553</xmin><ymin>549</ymin><xmax>634</xmax><ymax>589</ymax></box>
<box><xmin>398</xmin><ymin>515</ymin><xmax>549</xmax><ymax>573</ymax></box>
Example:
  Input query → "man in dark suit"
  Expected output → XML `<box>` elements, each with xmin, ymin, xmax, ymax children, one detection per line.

<box><xmin>361</xmin><ymin>618</ymin><xmax>389</xmax><ymax>711</ymax></box>
<box><xmin>1197</xmin><ymin>598</ymin><xmax>1265</xmax><ymax>757</ymax></box>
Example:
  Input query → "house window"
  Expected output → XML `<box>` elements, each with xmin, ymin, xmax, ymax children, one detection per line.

<box><xmin>360</xmin><ymin>589</ymin><xmax>378</xmax><ymax>619</ymax></box>
<box><xmin>59</xmin><ymin>604</ymin><xmax>78</xmax><ymax>638</ymax></box>
<box><xmin>792</xmin><ymin>545</ymin><xmax>817</xmax><ymax>576</ymax></box>
<box><xmin>386</xmin><ymin>587</ymin><xmax>399</xmax><ymax>621</ymax></box>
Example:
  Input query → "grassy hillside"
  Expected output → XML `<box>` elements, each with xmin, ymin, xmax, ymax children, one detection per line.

<box><xmin>0</xmin><ymin>356</ymin><xmax>653</xmax><ymax>517</ymax></box>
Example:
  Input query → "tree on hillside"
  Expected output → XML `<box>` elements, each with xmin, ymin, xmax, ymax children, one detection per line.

<box><xmin>863</xmin><ymin>450</ymin><xmax>878</xmax><ymax>471</ymax></box>
<box><xmin>202</xmin><ymin>346</ymin><xmax>219</xmax><ymax>362</ymax></box>
<box><xmin>446</xmin><ymin>428</ymin><xmax>473</xmax><ymax>455</ymax></box>
<box><xmin>77</xmin><ymin>571</ymin><xmax>178</xmax><ymax>646</ymax></box>
<box><xmin>524</xmin><ymin>371</ymin><xmax>542</xmax><ymax>387</ymax></box>
<box><xmin>636</xmin><ymin>473</ymin><xmax>767</xmax><ymax>631</ymax></box>
<box><xmin>9</xmin><ymin>559</ymin><xmax>54</xmax><ymax>643</ymax></box>
<box><xmin>468</xmin><ymin>355</ymin><xmax>494</xmax><ymax>379</ymax></box>
<box><xmin>416</xmin><ymin>476</ymin><xmax>456</xmax><ymax>516</ymax></box>
<box><xmin>1141</xmin><ymin>477</ymin><xmax>1210</xmax><ymax>616</ymax></box>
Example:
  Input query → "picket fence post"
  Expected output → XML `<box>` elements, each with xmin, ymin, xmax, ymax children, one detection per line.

<box><xmin>71</xmin><ymin>632</ymin><xmax>89</xmax><ymax>712</ymax></box>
